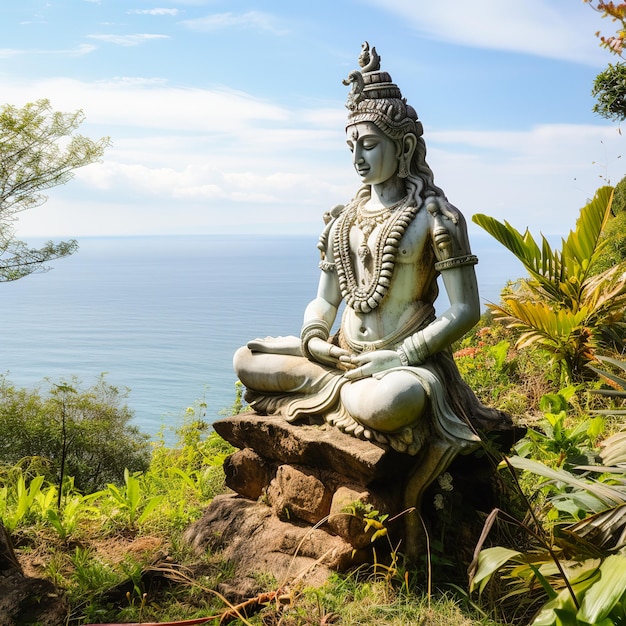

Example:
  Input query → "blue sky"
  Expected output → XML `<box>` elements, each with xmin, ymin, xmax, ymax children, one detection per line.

<box><xmin>0</xmin><ymin>0</ymin><xmax>621</xmax><ymax>238</ymax></box>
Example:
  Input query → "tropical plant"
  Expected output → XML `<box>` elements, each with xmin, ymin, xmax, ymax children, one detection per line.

<box><xmin>470</xmin><ymin>360</ymin><xmax>626</xmax><ymax>625</ymax></box>
<box><xmin>101</xmin><ymin>468</ymin><xmax>164</xmax><ymax>530</ymax></box>
<box><xmin>0</xmin><ymin>470</ymin><xmax>45</xmax><ymax>533</ymax></box>
<box><xmin>470</xmin><ymin>437</ymin><xmax>626</xmax><ymax>625</ymax></box>
<box><xmin>473</xmin><ymin>186</ymin><xmax>626</xmax><ymax>383</ymax></box>
<box><xmin>515</xmin><ymin>387</ymin><xmax>605</xmax><ymax>469</ymax></box>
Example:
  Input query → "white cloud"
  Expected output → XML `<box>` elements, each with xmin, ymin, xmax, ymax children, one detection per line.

<box><xmin>87</xmin><ymin>33</ymin><xmax>170</xmax><ymax>46</ymax></box>
<box><xmin>427</xmin><ymin>124</ymin><xmax>622</xmax><ymax>235</ymax></box>
<box><xmin>0</xmin><ymin>44</ymin><xmax>96</xmax><ymax>58</ymax></box>
<box><xmin>363</xmin><ymin>0</ymin><xmax>608</xmax><ymax>66</ymax></box>
<box><xmin>22</xmin><ymin>78</ymin><xmax>289</xmax><ymax>132</ymax></box>
<box><xmin>0</xmin><ymin>48</ymin><xmax>24</xmax><ymax>58</ymax></box>
<box><xmin>127</xmin><ymin>8</ymin><xmax>180</xmax><ymax>16</ymax></box>
<box><xmin>2</xmin><ymin>76</ymin><xmax>620</xmax><ymax>238</ymax></box>
<box><xmin>180</xmin><ymin>11</ymin><xmax>288</xmax><ymax>35</ymax></box>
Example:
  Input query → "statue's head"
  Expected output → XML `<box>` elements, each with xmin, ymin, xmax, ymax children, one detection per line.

<box><xmin>344</xmin><ymin>42</ymin><xmax>422</xmax><ymax>143</ymax></box>
<box><xmin>344</xmin><ymin>43</ymin><xmax>440</xmax><ymax>203</ymax></box>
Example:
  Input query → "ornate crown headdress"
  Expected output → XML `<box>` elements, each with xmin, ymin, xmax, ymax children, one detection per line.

<box><xmin>343</xmin><ymin>42</ymin><xmax>423</xmax><ymax>139</ymax></box>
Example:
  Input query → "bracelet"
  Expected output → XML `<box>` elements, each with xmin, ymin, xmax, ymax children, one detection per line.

<box><xmin>300</xmin><ymin>319</ymin><xmax>330</xmax><ymax>359</ymax></box>
<box><xmin>397</xmin><ymin>346</ymin><xmax>409</xmax><ymax>366</ymax></box>
<box><xmin>398</xmin><ymin>330</ymin><xmax>429</xmax><ymax>365</ymax></box>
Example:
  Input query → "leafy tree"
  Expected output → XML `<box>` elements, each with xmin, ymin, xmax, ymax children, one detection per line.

<box><xmin>592</xmin><ymin>62</ymin><xmax>626</xmax><ymax>121</ymax></box>
<box><xmin>0</xmin><ymin>375</ymin><xmax>150</xmax><ymax>492</ymax></box>
<box><xmin>584</xmin><ymin>2</ymin><xmax>626</xmax><ymax>122</ymax></box>
<box><xmin>473</xmin><ymin>187</ymin><xmax>626</xmax><ymax>382</ymax></box>
<box><xmin>0</xmin><ymin>98</ymin><xmax>110</xmax><ymax>281</ymax></box>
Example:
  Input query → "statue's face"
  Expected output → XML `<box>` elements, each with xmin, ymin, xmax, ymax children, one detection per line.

<box><xmin>346</xmin><ymin>122</ymin><xmax>398</xmax><ymax>186</ymax></box>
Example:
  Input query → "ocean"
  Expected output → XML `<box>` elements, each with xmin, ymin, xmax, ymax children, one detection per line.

<box><xmin>0</xmin><ymin>233</ymin><xmax>522</xmax><ymax>440</ymax></box>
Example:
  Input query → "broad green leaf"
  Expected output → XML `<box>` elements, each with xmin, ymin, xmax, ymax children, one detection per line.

<box><xmin>469</xmin><ymin>546</ymin><xmax>522</xmax><ymax>594</ymax></box>
<box><xmin>577</xmin><ymin>554</ymin><xmax>626</xmax><ymax>624</ymax></box>
<box><xmin>532</xmin><ymin>567</ymin><xmax>601</xmax><ymax>626</ymax></box>
<box><xmin>136</xmin><ymin>495</ymin><xmax>165</xmax><ymax>525</ymax></box>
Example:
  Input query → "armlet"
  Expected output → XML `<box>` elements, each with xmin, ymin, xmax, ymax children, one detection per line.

<box><xmin>434</xmin><ymin>254</ymin><xmax>478</xmax><ymax>272</ymax></box>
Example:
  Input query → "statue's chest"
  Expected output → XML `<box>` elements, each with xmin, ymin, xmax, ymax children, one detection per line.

<box><xmin>333</xmin><ymin>205</ymin><xmax>431</xmax><ymax>313</ymax></box>
<box><xmin>348</xmin><ymin>210</ymin><xmax>430</xmax><ymax>270</ymax></box>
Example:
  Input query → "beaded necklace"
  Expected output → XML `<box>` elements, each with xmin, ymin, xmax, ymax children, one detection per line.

<box><xmin>334</xmin><ymin>195</ymin><xmax>420</xmax><ymax>313</ymax></box>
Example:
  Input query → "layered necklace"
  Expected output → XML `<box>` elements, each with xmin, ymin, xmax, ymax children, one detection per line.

<box><xmin>334</xmin><ymin>195</ymin><xmax>420</xmax><ymax>313</ymax></box>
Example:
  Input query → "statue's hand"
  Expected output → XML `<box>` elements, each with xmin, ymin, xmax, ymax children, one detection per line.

<box><xmin>307</xmin><ymin>337</ymin><xmax>351</xmax><ymax>368</ymax></box>
<box><xmin>341</xmin><ymin>350</ymin><xmax>402</xmax><ymax>380</ymax></box>
<box><xmin>247</xmin><ymin>336</ymin><xmax>302</xmax><ymax>356</ymax></box>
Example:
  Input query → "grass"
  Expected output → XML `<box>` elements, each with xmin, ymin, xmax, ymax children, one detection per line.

<box><xmin>3</xmin><ymin>319</ymin><xmax>626</xmax><ymax>625</ymax></box>
<box><xmin>2</xmin><ymin>408</ymin><xmax>509</xmax><ymax>625</ymax></box>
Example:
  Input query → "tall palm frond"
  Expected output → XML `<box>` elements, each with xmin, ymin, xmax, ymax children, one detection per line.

<box><xmin>473</xmin><ymin>187</ymin><xmax>619</xmax><ymax>381</ymax></box>
<box><xmin>474</xmin><ymin>187</ymin><xmax>614</xmax><ymax>301</ymax></box>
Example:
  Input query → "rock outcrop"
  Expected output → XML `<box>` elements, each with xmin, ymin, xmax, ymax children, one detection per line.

<box><xmin>184</xmin><ymin>411</ymin><xmax>518</xmax><ymax>595</ymax></box>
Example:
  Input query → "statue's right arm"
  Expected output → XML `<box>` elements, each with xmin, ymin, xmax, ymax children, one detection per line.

<box><xmin>304</xmin><ymin>267</ymin><xmax>342</xmax><ymax>327</ymax></box>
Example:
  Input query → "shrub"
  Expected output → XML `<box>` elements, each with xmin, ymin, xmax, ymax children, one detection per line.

<box><xmin>0</xmin><ymin>374</ymin><xmax>150</xmax><ymax>492</ymax></box>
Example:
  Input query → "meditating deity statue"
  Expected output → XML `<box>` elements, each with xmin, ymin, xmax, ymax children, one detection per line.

<box><xmin>234</xmin><ymin>43</ymin><xmax>503</xmax><ymax>456</ymax></box>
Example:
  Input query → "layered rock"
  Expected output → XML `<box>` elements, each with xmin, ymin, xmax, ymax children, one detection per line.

<box><xmin>183</xmin><ymin>411</ymin><xmax>517</xmax><ymax>594</ymax></box>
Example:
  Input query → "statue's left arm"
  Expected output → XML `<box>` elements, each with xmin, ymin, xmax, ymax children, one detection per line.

<box><xmin>396</xmin><ymin>198</ymin><xmax>479</xmax><ymax>366</ymax></box>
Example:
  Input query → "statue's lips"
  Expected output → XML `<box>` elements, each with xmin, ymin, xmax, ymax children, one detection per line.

<box><xmin>357</xmin><ymin>167</ymin><xmax>370</xmax><ymax>176</ymax></box>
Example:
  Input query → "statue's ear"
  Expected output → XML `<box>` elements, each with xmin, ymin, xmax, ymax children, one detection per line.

<box><xmin>401</xmin><ymin>133</ymin><xmax>417</xmax><ymax>163</ymax></box>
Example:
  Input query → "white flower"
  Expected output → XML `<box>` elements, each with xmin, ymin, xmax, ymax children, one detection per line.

<box><xmin>437</xmin><ymin>472</ymin><xmax>454</xmax><ymax>492</ymax></box>
<box><xmin>433</xmin><ymin>493</ymin><xmax>445</xmax><ymax>510</ymax></box>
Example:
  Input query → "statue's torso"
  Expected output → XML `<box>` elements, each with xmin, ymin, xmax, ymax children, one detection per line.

<box><xmin>333</xmin><ymin>206</ymin><xmax>438</xmax><ymax>348</ymax></box>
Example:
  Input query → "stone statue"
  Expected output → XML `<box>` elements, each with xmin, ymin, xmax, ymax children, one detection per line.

<box><xmin>186</xmin><ymin>45</ymin><xmax>516</xmax><ymax>577</ymax></box>
<box><xmin>234</xmin><ymin>42</ymin><xmax>503</xmax><ymax>458</ymax></box>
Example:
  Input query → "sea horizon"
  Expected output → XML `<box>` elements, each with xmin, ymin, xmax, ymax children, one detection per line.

<box><xmin>0</xmin><ymin>232</ymin><xmax>524</xmax><ymax>440</ymax></box>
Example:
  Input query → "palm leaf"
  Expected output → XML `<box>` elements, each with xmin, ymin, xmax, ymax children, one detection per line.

<box><xmin>473</xmin><ymin>186</ymin><xmax>614</xmax><ymax>302</ymax></box>
<box><xmin>599</xmin><ymin>430</ymin><xmax>626</xmax><ymax>467</ymax></box>
<box><xmin>562</xmin><ymin>186</ymin><xmax>614</xmax><ymax>281</ymax></box>
<box><xmin>565</xmin><ymin>504</ymin><xmax>626</xmax><ymax>551</ymax></box>
<box><xmin>492</xmin><ymin>299</ymin><xmax>589</xmax><ymax>350</ymax></box>
<box><xmin>587</xmin><ymin>367</ymin><xmax>626</xmax><ymax>395</ymax></box>
<box><xmin>471</xmin><ymin>214</ymin><xmax>560</xmax><ymax>291</ymax></box>
<box><xmin>508</xmin><ymin>456</ymin><xmax>626</xmax><ymax>507</ymax></box>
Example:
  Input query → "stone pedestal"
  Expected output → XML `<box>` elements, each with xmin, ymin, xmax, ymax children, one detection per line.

<box><xmin>183</xmin><ymin>411</ymin><xmax>518</xmax><ymax>593</ymax></box>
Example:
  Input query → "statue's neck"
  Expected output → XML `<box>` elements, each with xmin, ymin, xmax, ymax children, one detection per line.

<box><xmin>368</xmin><ymin>176</ymin><xmax>406</xmax><ymax>210</ymax></box>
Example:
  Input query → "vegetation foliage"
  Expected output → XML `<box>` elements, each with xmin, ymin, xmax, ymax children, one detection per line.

<box><xmin>0</xmin><ymin>375</ymin><xmax>150</xmax><ymax>493</ymax></box>
<box><xmin>0</xmin><ymin>99</ymin><xmax>109</xmax><ymax>280</ymax></box>
<box><xmin>585</xmin><ymin>1</ymin><xmax>626</xmax><ymax>121</ymax></box>
<box><xmin>472</xmin><ymin>187</ymin><xmax>626</xmax><ymax>383</ymax></box>
<box><xmin>592</xmin><ymin>62</ymin><xmax>626</xmax><ymax>121</ymax></box>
